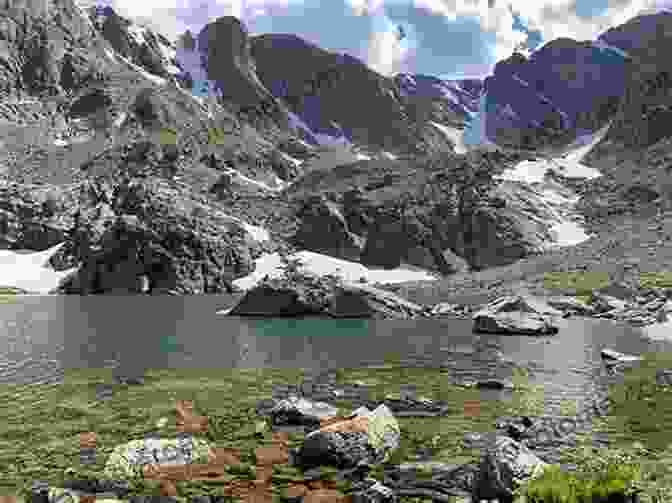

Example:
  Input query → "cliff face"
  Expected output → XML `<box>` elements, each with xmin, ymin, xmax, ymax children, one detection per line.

<box><xmin>483</xmin><ymin>38</ymin><xmax>627</xmax><ymax>151</ymax></box>
<box><xmin>6</xmin><ymin>0</ymin><xmax>672</xmax><ymax>295</ymax></box>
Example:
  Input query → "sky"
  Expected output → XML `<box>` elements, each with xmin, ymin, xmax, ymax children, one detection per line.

<box><xmin>88</xmin><ymin>0</ymin><xmax>672</xmax><ymax>80</ymax></box>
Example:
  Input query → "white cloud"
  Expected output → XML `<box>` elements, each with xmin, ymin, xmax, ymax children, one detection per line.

<box><xmin>407</xmin><ymin>0</ymin><xmax>667</xmax><ymax>75</ymax></box>
<box><xmin>509</xmin><ymin>0</ymin><xmax>667</xmax><ymax>45</ymax></box>
<box><xmin>363</xmin><ymin>10</ymin><xmax>417</xmax><ymax>76</ymax></box>
<box><xmin>109</xmin><ymin>0</ymin><xmax>303</xmax><ymax>42</ymax></box>
<box><xmin>346</xmin><ymin>0</ymin><xmax>386</xmax><ymax>16</ymax></box>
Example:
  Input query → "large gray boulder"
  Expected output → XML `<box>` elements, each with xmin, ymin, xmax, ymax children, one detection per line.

<box><xmin>472</xmin><ymin>434</ymin><xmax>548</xmax><ymax>502</ymax></box>
<box><xmin>472</xmin><ymin>295</ymin><xmax>560</xmax><ymax>335</ymax></box>
<box><xmin>228</xmin><ymin>273</ymin><xmax>426</xmax><ymax>319</ymax></box>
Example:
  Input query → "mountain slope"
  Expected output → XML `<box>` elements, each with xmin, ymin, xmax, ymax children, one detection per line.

<box><xmin>4</xmin><ymin>0</ymin><xmax>672</xmax><ymax>297</ymax></box>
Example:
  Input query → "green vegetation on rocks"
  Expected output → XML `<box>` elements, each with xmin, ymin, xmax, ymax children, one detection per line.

<box><xmin>639</xmin><ymin>271</ymin><xmax>672</xmax><ymax>289</ymax></box>
<box><xmin>543</xmin><ymin>271</ymin><xmax>611</xmax><ymax>297</ymax></box>
<box><xmin>519</xmin><ymin>461</ymin><xmax>642</xmax><ymax>503</ymax></box>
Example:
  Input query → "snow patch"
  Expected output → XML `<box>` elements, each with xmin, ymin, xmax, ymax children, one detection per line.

<box><xmin>103</xmin><ymin>48</ymin><xmax>118</xmax><ymax>62</ymax></box>
<box><xmin>113</xmin><ymin>112</ymin><xmax>127</xmax><ymax>128</ymax></box>
<box><xmin>592</xmin><ymin>39</ymin><xmax>630</xmax><ymax>58</ymax></box>
<box><xmin>116</xmin><ymin>52</ymin><xmax>168</xmax><ymax>86</ymax></box>
<box><xmin>0</xmin><ymin>243</ymin><xmax>78</xmax><ymax>294</ymax></box>
<box><xmin>232</xmin><ymin>251</ymin><xmax>438</xmax><ymax>291</ymax></box>
<box><xmin>277</xmin><ymin>151</ymin><xmax>303</xmax><ymax>168</ymax></box>
<box><xmin>429</xmin><ymin>121</ymin><xmax>467</xmax><ymax>154</ymax></box>
<box><xmin>241</xmin><ymin>223</ymin><xmax>270</xmax><ymax>243</ymax></box>
<box><xmin>511</xmin><ymin>74</ymin><xmax>529</xmax><ymax>87</ymax></box>
<box><xmin>549</xmin><ymin>220</ymin><xmax>590</xmax><ymax>247</ymax></box>
<box><xmin>223</xmin><ymin>168</ymin><xmax>284</xmax><ymax>193</ymax></box>
<box><xmin>127</xmin><ymin>24</ymin><xmax>146</xmax><ymax>46</ymax></box>
<box><xmin>561</xmin><ymin>121</ymin><xmax>612</xmax><ymax>164</ymax></box>
<box><xmin>217</xmin><ymin>212</ymin><xmax>270</xmax><ymax>243</ymax></box>
<box><xmin>642</xmin><ymin>320</ymin><xmax>672</xmax><ymax>341</ymax></box>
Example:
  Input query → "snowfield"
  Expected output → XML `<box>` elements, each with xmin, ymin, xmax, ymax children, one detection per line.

<box><xmin>0</xmin><ymin>243</ymin><xmax>77</xmax><ymax>294</ymax></box>
<box><xmin>231</xmin><ymin>251</ymin><xmax>439</xmax><ymax>291</ymax></box>
<box><xmin>491</xmin><ymin>122</ymin><xmax>611</xmax><ymax>248</ymax></box>
<box><xmin>429</xmin><ymin>121</ymin><xmax>467</xmax><ymax>154</ymax></box>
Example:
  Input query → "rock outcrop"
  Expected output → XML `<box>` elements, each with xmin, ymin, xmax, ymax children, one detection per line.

<box><xmin>228</xmin><ymin>271</ymin><xmax>426</xmax><ymax>319</ymax></box>
<box><xmin>483</xmin><ymin>36</ymin><xmax>627</xmax><ymax>151</ymax></box>
<box><xmin>0</xmin><ymin>176</ymin><xmax>261</xmax><ymax>294</ymax></box>
<box><xmin>587</xmin><ymin>12</ymin><xmax>672</xmax><ymax>154</ymax></box>
<box><xmin>292</xmin><ymin>194</ymin><xmax>363</xmax><ymax>261</ymax></box>
<box><xmin>195</xmin><ymin>17</ymin><xmax>290</xmax><ymax>133</ymax></box>
<box><xmin>472</xmin><ymin>296</ymin><xmax>561</xmax><ymax>335</ymax></box>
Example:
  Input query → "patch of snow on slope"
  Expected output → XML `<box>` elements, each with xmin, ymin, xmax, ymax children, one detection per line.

<box><xmin>511</xmin><ymin>74</ymin><xmax>529</xmax><ymax>87</ymax></box>
<box><xmin>562</xmin><ymin>121</ymin><xmax>612</xmax><ymax>164</ymax></box>
<box><xmin>0</xmin><ymin>243</ymin><xmax>78</xmax><ymax>294</ymax></box>
<box><xmin>499</xmin><ymin>121</ymin><xmax>608</xmax><ymax>183</ymax></box>
<box><xmin>155</xmin><ymin>42</ymin><xmax>181</xmax><ymax>75</ymax></box>
<box><xmin>241</xmin><ymin>223</ymin><xmax>270</xmax><ymax>242</ymax></box>
<box><xmin>286</xmin><ymin>111</ymin><xmax>350</xmax><ymax>147</ymax></box>
<box><xmin>113</xmin><ymin>112</ymin><xmax>127</xmax><ymax>128</ymax></box>
<box><xmin>217</xmin><ymin>212</ymin><xmax>270</xmax><ymax>242</ymax></box>
<box><xmin>499</xmin><ymin>179</ymin><xmax>591</xmax><ymax>248</ymax></box>
<box><xmin>303</xmin><ymin>143</ymin><xmax>367</xmax><ymax>172</ymax></box>
<box><xmin>642</xmin><ymin>319</ymin><xmax>672</xmax><ymax>341</ymax></box>
<box><xmin>380</xmin><ymin>151</ymin><xmax>397</xmax><ymax>160</ymax></box>
<box><xmin>116</xmin><ymin>52</ymin><xmax>168</xmax><ymax>86</ymax></box>
<box><xmin>126</xmin><ymin>24</ymin><xmax>146</xmax><ymax>46</ymax></box>
<box><xmin>548</xmin><ymin>221</ymin><xmax>590</xmax><ymax>246</ymax></box>
<box><xmin>429</xmin><ymin>121</ymin><xmax>467</xmax><ymax>154</ymax></box>
<box><xmin>435</xmin><ymin>84</ymin><xmax>459</xmax><ymax>104</ymax></box>
<box><xmin>232</xmin><ymin>251</ymin><xmax>438</xmax><ymax>291</ymax></box>
<box><xmin>222</xmin><ymin>168</ymin><xmax>285</xmax><ymax>193</ymax></box>
<box><xmin>103</xmin><ymin>48</ymin><xmax>118</xmax><ymax>62</ymax></box>
<box><xmin>462</xmin><ymin>93</ymin><xmax>500</xmax><ymax>152</ymax></box>
<box><xmin>592</xmin><ymin>39</ymin><xmax>630</xmax><ymax>59</ymax></box>
<box><xmin>277</xmin><ymin>151</ymin><xmax>303</xmax><ymax>168</ymax></box>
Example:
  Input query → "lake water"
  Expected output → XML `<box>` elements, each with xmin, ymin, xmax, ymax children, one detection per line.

<box><xmin>0</xmin><ymin>295</ymin><xmax>670</xmax><ymax>414</ymax></box>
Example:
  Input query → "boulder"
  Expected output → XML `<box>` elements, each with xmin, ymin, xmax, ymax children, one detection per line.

<box><xmin>545</xmin><ymin>296</ymin><xmax>596</xmax><ymax>316</ymax></box>
<box><xmin>588</xmin><ymin>292</ymin><xmax>632</xmax><ymax>314</ymax></box>
<box><xmin>472</xmin><ymin>296</ymin><xmax>560</xmax><ymax>335</ymax></box>
<box><xmin>476</xmin><ymin>379</ymin><xmax>515</xmax><ymax>390</ymax></box>
<box><xmin>472</xmin><ymin>434</ymin><xmax>548</xmax><ymax>502</ymax></box>
<box><xmin>103</xmin><ymin>435</ymin><xmax>212</xmax><ymax>479</ymax></box>
<box><xmin>265</xmin><ymin>396</ymin><xmax>339</xmax><ymax>429</ymax></box>
<box><xmin>600</xmin><ymin>348</ymin><xmax>641</xmax><ymax>363</ymax></box>
<box><xmin>296</xmin><ymin>404</ymin><xmax>400</xmax><ymax>470</ymax></box>
<box><xmin>228</xmin><ymin>273</ymin><xmax>425</xmax><ymax>319</ymax></box>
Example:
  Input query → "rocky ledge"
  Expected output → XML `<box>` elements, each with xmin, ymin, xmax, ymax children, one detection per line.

<box><xmin>227</xmin><ymin>268</ymin><xmax>428</xmax><ymax>319</ymax></box>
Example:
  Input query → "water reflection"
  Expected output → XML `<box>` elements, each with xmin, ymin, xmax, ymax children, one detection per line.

<box><xmin>0</xmin><ymin>296</ymin><xmax>670</xmax><ymax>410</ymax></box>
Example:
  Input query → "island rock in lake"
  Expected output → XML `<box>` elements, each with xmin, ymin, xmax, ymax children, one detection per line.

<box><xmin>472</xmin><ymin>295</ymin><xmax>561</xmax><ymax>335</ymax></box>
<box><xmin>227</xmin><ymin>272</ymin><xmax>426</xmax><ymax>319</ymax></box>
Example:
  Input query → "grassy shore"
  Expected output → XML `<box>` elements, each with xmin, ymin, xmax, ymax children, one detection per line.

<box><xmin>2</xmin><ymin>350</ymin><xmax>672</xmax><ymax>502</ymax></box>
<box><xmin>0</xmin><ymin>358</ymin><xmax>554</xmax><ymax>500</ymax></box>
<box><xmin>0</xmin><ymin>348</ymin><xmax>672</xmax><ymax>501</ymax></box>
